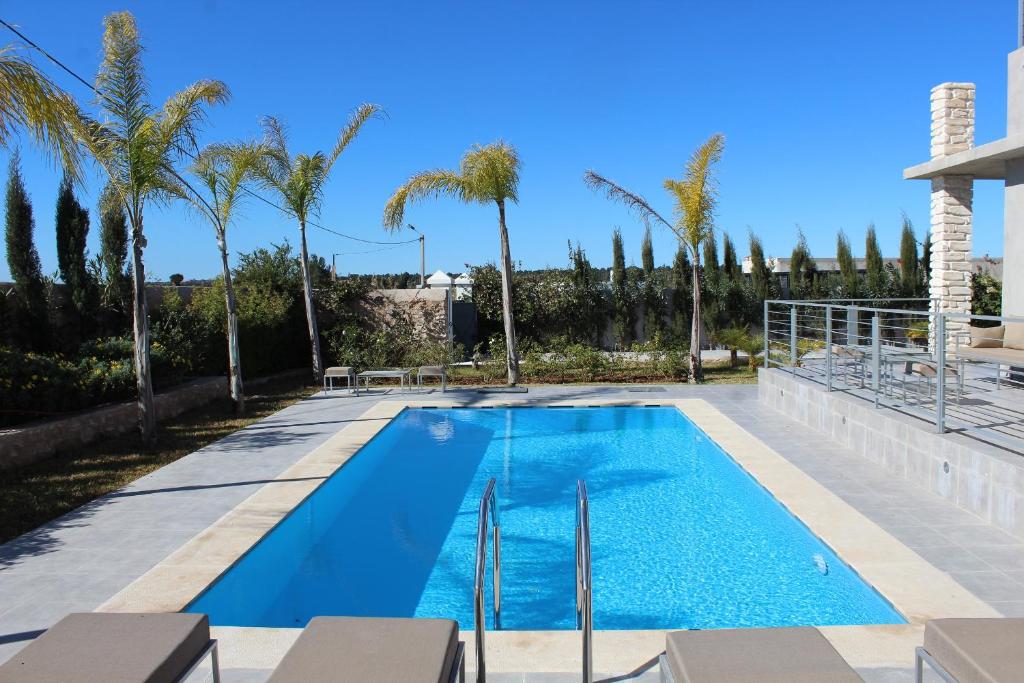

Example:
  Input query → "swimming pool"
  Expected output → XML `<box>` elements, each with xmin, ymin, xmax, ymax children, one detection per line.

<box><xmin>187</xmin><ymin>406</ymin><xmax>904</xmax><ymax>630</ymax></box>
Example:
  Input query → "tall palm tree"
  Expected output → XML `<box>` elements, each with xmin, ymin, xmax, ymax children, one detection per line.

<box><xmin>75</xmin><ymin>12</ymin><xmax>228</xmax><ymax>441</ymax></box>
<box><xmin>259</xmin><ymin>104</ymin><xmax>382</xmax><ymax>384</ymax></box>
<box><xmin>585</xmin><ymin>133</ymin><xmax>724</xmax><ymax>382</ymax></box>
<box><xmin>183</xmin><ymin>142</ymin><xmax>268</xmax><ymax>414</ymax></box>
<box><xmin>383</xmin><ymin>142</ymin><xmax>522</xmax><ymax>385</ymax></box>
<box><xmin>0</xmin><ymin>44</ymin><xmax>81</xmax><ymax>173</ymax></box>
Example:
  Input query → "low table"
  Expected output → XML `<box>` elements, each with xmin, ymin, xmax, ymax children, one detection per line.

<box><xmin>355</xmin><ymin>369</ymin><xmax>413</xmax><ymax>396</ymax></box>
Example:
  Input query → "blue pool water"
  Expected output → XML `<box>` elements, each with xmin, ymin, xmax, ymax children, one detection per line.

<box><xmin>187</xmin><ymin>407</ymin><xmax>904</xmax><ymax>630</ymax></box>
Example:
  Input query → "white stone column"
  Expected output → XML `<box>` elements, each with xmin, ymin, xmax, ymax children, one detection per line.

<box><xmin>929</xmin><ymin>82</ymin><xmax>975</xmax><ymax>340</ymax></box>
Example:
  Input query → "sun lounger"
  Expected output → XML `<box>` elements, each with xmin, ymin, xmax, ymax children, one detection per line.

<box><xmin>267</xmin><ymin>616</ymin><xmax>464</xmax><ymax>683</ymax></box>
<box><xmin>661</xmin><ymin>627</ymin><xmax>860</xmax><ymax>683</ymax></box>
<box><xmin>323</xmin><ymin>366</ymin><xmax>356</xmax><ymax>392</ymax></box>
<box><xmin>916</xmin><ymin>618</ymin><xmax>1024</xmax><ymax>682</ymax></box>
<box><xmin>0</xmin><ymin>612</ymin><xmax>218</xmax><ymax>683</ymax></box>
<box><xmin>418</xmin><ymin>365</ymin><xmax>447</xmax><ymax>392</ymax></box>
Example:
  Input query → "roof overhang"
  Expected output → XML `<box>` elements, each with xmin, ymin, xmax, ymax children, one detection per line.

<box><xmin>904</xmin><ymin>134</ymin><xmax>1024</xmax><ymax>180</ymax></box>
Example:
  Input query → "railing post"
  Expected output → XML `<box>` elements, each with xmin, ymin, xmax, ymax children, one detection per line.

<box><xmin>825</xmin><ymin>305</ymin><xmax>833</xmax><ymax>391</ymax></box>
<box><xmin>763</xmin><ymin>299</ymin><xmax>770</xmax><ymax>369</ymax></box>
<box><xmin>790</xmin><ymin>305</ymin><xmax>798</xmax><ymax>373</ymax></box>
<box><xmin>936</xmin><ymin>313</ymin><xmax>946</xmax><ymax>433</ymax></box>
<box><xmin>872</xmin><ymin>315</ymin><xmax>881</xmax><ymax>408</ymax></box>
<box><xmin>848</xmin><ymin>305</ymin><xmax>859</xmax><ymax>346</ymax></box>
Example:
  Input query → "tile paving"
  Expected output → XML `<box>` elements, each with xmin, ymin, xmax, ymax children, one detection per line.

<box><xmin>0</xmin><ymin>382</ymin><xmax>1022</xmax><ymax>681</ymax></box>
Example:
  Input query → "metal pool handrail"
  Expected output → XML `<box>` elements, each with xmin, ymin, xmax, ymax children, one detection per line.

<box><xmin>474</xmin><ymin>477</ymin><xmax>502</xmax><ymax>683</ymax></box>
<box><xmin>576</xmin><ymin>480</ymin><xmax>593</xmax><ymax>683</ymax></box>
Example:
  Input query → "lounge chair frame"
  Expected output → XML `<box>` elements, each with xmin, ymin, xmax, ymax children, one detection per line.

<box><xmin>179</xmin><ymin>639</ymin><xmax>221</xmax><ymax>682</ymax></box>
<box><xmin>915</xmin><ymin>646</ymin><xmax>957</xmax><ymax>683</ymax></box>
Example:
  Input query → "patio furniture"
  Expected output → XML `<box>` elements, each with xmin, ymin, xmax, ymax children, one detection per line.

<box><xmin>955</xmin><ymin>323</ymin><xmax>1024</xmax><ymax>389</ymax></box>
<box><xmin>355</xmin><ymin>369</ymin><xmax>413</xmax><ymax>395</ymax></box>
<box><xmin>661</xmin><ymin>626</ymin><xmax>860</xmax><ymax>683</ymax></box>
<box><xmin>916</xmin><ymin>618</ymin><xmax>1024</xmax><ymax>682</ymax></box>
<box><xmin>418</xmin><ymin>365</ymin><xmax>447</xmax><ymax>392</ymax></box>
<box><xmin>0</xmin><ymin>612</ymin><xmax>219</xmax><ymax>682</ymax></box>
<box><xmin>899</xmin><ymin>360</ymin><xmax>963</xmax><ymax>404</ymax></box>
<box><xmin>267</xmin><ymin>616</ymin><xmax>464</xmax><ymax>683</ymax></box>
<box><xmin>323</xmin><ymin>366</ymin><xmax>356</xmax><ymax>393</ymax></box>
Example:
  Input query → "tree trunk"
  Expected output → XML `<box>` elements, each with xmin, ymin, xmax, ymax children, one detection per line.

<box><xmin>689</xmin><ymin>255</ymin><xmax>703</xmax><ymax>383</ymax></box>
<box><xmin>496</xmin><ymin>200</ymin><xmax>520</xmax><ymax>385</ymax></box>
<box><xmin>130</xmin><ymin>217</ymin><xmax>156</xmax><ymax>442</ymax></box>
<box><xmin>219</xmin><ymin>233</ymin><xmax>245</xmax><ymax>414</ymax></box>
<box><xmin>298</xmin><ymin>219</ymin><xmax>323</xmax><ymax>384</ymax></box>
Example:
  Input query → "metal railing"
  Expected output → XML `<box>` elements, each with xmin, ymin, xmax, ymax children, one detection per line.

<box><xmin>474</xmin><ymin>478</ymin><xmax>502</xmax><ymax>683</ymax></box>
<box><xmin>575</xmin><ymin>480</ymin><xmax>593</xmax><ymax>683</ymax></box>
<box><xmin>765</xmin><ymin>299</ymin><xmax>1024</xmax><ymax>448</ymax></box>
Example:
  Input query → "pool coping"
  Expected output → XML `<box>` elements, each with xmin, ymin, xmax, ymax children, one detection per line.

<box><xmin>97</xmin><ymin>397</ymin><xmax>999</xmax><ymax>673</ymax></box>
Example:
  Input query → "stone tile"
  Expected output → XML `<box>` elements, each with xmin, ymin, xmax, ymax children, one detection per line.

<box><xmin>966</xmin><ymin>545</ymin><xmax>1024</xmax><ymax>571</ymax></box>
<box><xmin>941</xmin><ymin>524</ymin><xmax>1021</xmax><ymax>548</ymax></box>
<box><xmin>892</xmin><ymin>526</ymin><xmax>957</xmax><ymax>550</ymax></box>
<box><xmin>911</xmin><ymin>545</ymin><xmax>993</xmax><ymax>573</ymax></box>
<box><xmin>949</xmin><ymin>571</ymin><xmax>1024</xmax><ymax>602</ymax></box>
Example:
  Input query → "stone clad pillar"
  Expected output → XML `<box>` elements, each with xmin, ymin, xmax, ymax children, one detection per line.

<box><xmin>929</xmin><ymin>82</ymin><xmax>975</xmax><ymax>339</ymax></box>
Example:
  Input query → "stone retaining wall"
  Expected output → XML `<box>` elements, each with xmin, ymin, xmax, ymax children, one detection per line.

<box><xmin>759</xmin><ymin>368</ymin><xmax>1024</xmax><ymax>540</ymax></box>
<box><xmin>0</xmin><ymin>377</ymin><xmax>226</xmax><ymax>470</ymax></box>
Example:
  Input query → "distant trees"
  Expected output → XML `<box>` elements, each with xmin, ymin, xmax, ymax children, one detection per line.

<box><xmin>899</xmin><ymin>216</ymin><xmax>922</xmax><ymax>297</ymax></box>
<box><xmin>865</xmin><ymin>224</ymin><xmax>885</xmax><ymax>296</ymax></box>
<box><xmin>747</xmin><ymin>232</ymin><xmax>774</xmax><ymax>304</ymax></box>
<box><xmin>670</xmin><ymin>245</ymin><xmax>692</xmax><ymax>342</ymax></box>
<box><xmin>4</xmin><ymin>154</ymin><xmax>49</xmax><ymax>350</ymax></box>
<box><xmin>789</xmin><ymin>230</ymin><xmax>817</xmax><ymax>300</ymax></box>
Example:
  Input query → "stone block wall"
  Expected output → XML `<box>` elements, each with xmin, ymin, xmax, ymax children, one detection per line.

<box><xmin>759</xmin><ymin>368</ymin><xmax>1024</xmax><ymax>540</ymax></box>
<box><xmin>929</xmin><ymin>82</ymin><xmax>976</xmax><ymax>341</ymax></box>
<box><xmin>0</xmin><ymin>377</ymin><xmax>226</xmax><ymax>470</ymax></box>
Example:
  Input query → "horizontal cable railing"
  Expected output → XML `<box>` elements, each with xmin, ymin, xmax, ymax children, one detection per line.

<box><xmin>764</xmin><ymin>299</ymin><xmax>1024</xmax><ymax>446</ymax></box>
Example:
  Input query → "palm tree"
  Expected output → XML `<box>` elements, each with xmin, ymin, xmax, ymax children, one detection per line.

<box><xmin>183</xmin><ymin>142</ymin><xmax>268</xmax><ymax>414</ymax></box>
<box><xmin>0</xmin><ymin>44</ymin><xmax>81</xmax><ymax>172</ymax></box>
<box><xmin>259</xmin><ymin>105</ymin><xmax>382</xmax><ymax>384</ymax></box>
<box><xmin>75</xmin><ymin>12</ymin><xmax>228</xmax><ymax>441</ymax></box>
<box><xmin>585</xmin><ymin>133</ymin><xmax>725</xmax><ymax>382</ymax></box>
<box><xmin>383</xmin><ymin>142</ymin><xmax>522</xmax><ymax>385</ymax></box>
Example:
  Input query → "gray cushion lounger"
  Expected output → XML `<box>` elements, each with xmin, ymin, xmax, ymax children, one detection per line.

<box><xmin>267</xmin><ymin>616</ymin><xmax>464</xmax><ymax>683</ymax></box>
<box><xmin>917</xmin><ymin>618</ymin><xmax>1024</xmax><ymax>682</ymax></box>
<box><xmin>664</xmin><ymin>627</ymin><xmax>861</xmax><ymax>683</ymax></box>
<box><xmin>0</xmin><ymin>612</ymin><xmax>217</xmax><ymax>683</ymax></box>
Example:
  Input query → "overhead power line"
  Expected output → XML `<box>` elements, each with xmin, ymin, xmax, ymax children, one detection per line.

<box><xmin>0</xmin><ymin>18</ymin><xmax>417</xmax><ymax>247</ymax></box>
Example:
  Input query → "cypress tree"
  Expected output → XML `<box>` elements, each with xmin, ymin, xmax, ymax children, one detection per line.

<box><xmin>899</xmin><ymin>215</ymin><xmax>919</xmax><ymax>296</ymax></box>
<box><xmin>789</xmin><ymin>230</ymin><xmax>808</xmax><ymax>299</ymax></box>
<box><xmin>836</xmin><ymin>230</ymin><xmax>859</xmax><ymax>297</ymax></box>
<box><xmin>610</xmin><ymin>228</ymin><xmax>632</xmax><ymax>347</ymax></box>
<box><xmin>670</xmin><ymin>244</ymin><xmax>692</xmax><ymax>343</ymax></box>
<box><xmin>55</xmin><ymin>174</ymin><xmax>94</xmax><ymax>318</ymax></box>
<box><xmin>722</xmin><ymin>232</ymin><xmax>741</xmax><ymax>281</ymax></box>
<box><xmin>98</xmin><ymin>182</ymin><xmax>131</xmax><ymax>312</ymax></box>
<box><xmin>865</xmin><ymin>223</ymin><xmax>885</xmax><ymax>296</ymax></box>
<box><xmin>641</xmin><ymin>226</ymin><xmax>662</xmax><ymax>342</ymax></box>
<box><xmin>4</xmin><ymin>154</ymin><xmax>50</xmax><ymax>349</ymax></box>
<box><xmin>702</xmin><ymin>231</ymin><xmax>720</xmax><ymax>283</ymax></box>
<box><xmin>748</xmin><ymin>231</ymin><xmax>773</xmax><ymax>302</ymax></box>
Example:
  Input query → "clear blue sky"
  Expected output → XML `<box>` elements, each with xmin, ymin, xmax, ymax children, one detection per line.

<box><xmin>0</xmin><ymin>0</ymin><xmax>1015</xmax><ymax>282</ymax></box>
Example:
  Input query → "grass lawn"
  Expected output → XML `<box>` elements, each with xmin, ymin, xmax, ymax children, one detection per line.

<box><xmin>0</xmin><ymin>373</ymin><xmax>317</xmax><ymax>545</ymax></box>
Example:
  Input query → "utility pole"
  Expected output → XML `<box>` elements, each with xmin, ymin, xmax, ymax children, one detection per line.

<box><xmin>332</xmin><ymin>253</ymin><xmax>338</xmax><ymax>282</ymax></box>
<box><xmin>408</xmin><ymin>224</ymin><xmax>425</xmax><ymax>288</ymax></box>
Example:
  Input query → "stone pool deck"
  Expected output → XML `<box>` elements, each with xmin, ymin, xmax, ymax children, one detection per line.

<box><xmin>2</xmin><ymin>383</ymin><xmax>1024</xmax><ymax>682</ymax></box>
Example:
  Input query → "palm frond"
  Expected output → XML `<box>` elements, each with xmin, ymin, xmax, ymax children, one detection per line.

<box><xmin>326</xmin><ymin>102</ymin><xmax>384</xmax><ymax>169</ymax></box>
<box><xmin>584</xmin><ymin>169</ymin><xmax>673</xmax><ymax>232</ymax></box>
<box><xmin>461</xmin><ymin>141</ymin><xmax>520</xmax><ymax>204</ymax></box>
<box><xmin>383</xmin><ymin>169</ymin><xmax>465</xmax><ymax>230</ymax></box>
<box><xmin>0</xmin><ymin>46</ymin><xmax>83</xmax><ymax>177</ymax></box>
<box><xmin>669</xmin><ymin>133</ymin><xmax>725</xmax><ymax>249</ymax></box>
<box><xmin>95</xmin><ymin>11</ymin><xmax>148</xmax><ymax>143</ymax></box>
<box><xmin>155</xmin><ymin>79</ymin><xmax>229</xmax><ymax>158</ymax></box>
